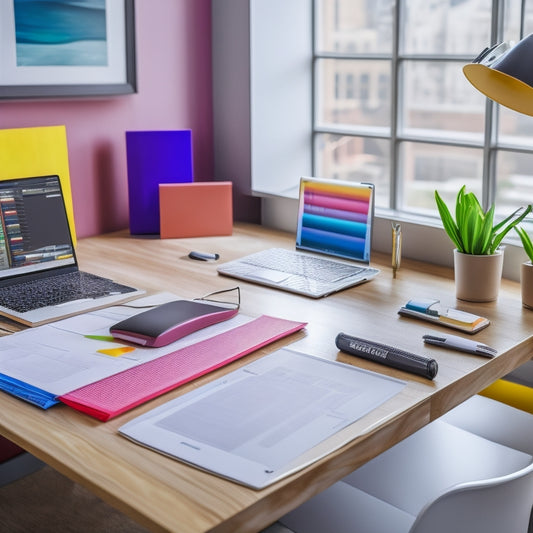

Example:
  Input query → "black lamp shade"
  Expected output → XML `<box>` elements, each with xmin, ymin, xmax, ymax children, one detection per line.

<box><xmin>464</xmin><ymin>34</ymin><xmax>533</xmax><ymax>116</ymax></box>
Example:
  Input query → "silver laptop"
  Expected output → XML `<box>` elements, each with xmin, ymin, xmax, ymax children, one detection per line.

<box><xmin>217</xmin><ymin>177</ymin><xmax>380</xmax><ymax>298</ymax></box>
<box><xmin>0</xmin><ymin>175</ymin><xmax>144</xmax><ymax>327</ymax></box>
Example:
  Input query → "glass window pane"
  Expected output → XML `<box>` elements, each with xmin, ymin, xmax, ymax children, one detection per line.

<box><xmin>315</xmin><ymin>0</ymin><xmax>394</xmax><ymax>54</ymax></box>
<box><xmin>316</xmin><ymin>58</ymin><xmax>391</xmax><ymax>129</ymax></box>
<box><xmin>312</xmin><ymin>0</ymin><xmax>533</xmax><ymax>225</ymax></box>
<box><xmin>525</xmin><ymin>0</ymin><xmax>533</xmax><ymax>36</ymax></box>
<box><xmin>495</xmin><ymin>151</ymin><xmax>533</xmax><ymax>216</ymax></box>
<box><xmin>503</xmin><ymin>0</ymin><xmax>532</xmax><ymax>41</ymax></box>
<box><xmin>401</xmin><ymin>60</ymin><xmax>486</xmax><ymax>139</ymax></box>
<box><xmin>498</xmin><ymin>108</ymin><xmax>533</xmax><ymax>148</ymax></box>
<box><xmin>314</xmin><ymin>134</ymin><xmax>390</xmax><ymax>208</ymax></box>
<box><xmin>401</xmin><ymin>0</ymin><xmax>492</xmax><ymax>55</ymax></box>
<box><xmin>399</xmin><ymin>142</ymin><xmax>483</xmax><ymax>215</ymax></box>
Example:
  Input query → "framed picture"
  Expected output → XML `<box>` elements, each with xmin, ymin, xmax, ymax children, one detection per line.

<box><xmin>0</xmin><ymin>0</ymin><xmax>136</xmax><ymax>99</ymax></box>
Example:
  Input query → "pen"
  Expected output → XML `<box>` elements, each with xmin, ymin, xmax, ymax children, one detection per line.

<box><xmin>422</xmin><ymin>333</ymin><xmax>497</xmax><ymax>357</ymax></box>
<box><xmin>336</xmin><ymin>332</ymin><xmax>438</xmax><ymax>380</ymax></box>
<box><xmin>392</xmin><ymin>222</ymin><xmax>402</xmax><ymax>279</ymax></box>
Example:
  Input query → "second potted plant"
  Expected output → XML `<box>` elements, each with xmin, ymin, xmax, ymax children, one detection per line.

<box><xmin>514</xmin><ymin>226</ymin><xmax>533</xmax><ymax>309</ymax></box>
<box><xmin>435</xmin><ymin>186</ymin><xmax>532</xmax><ymax>302</ymax></box>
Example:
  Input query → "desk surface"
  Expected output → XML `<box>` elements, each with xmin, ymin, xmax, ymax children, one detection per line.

<box><xmin>1</xmin><ymin>223</ymin><xmax>533</xmax><ymax>533</ymax></box>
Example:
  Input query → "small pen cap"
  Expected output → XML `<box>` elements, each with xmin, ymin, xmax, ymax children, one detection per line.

<box><xmin>427</xmin><ymin>359</ymin><xmax>439</xmax><ymax>379</ymax></box>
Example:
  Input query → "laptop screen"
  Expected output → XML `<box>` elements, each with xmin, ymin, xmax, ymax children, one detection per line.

<box><xmin>0</xmin><ymin>175</ymin><xmax>76</xmax><ymax>280</ymax></box>
<box><xmin>295</xmin><ymin>177</ymin><xmax>374</xmax><ymax>263</ymax></box>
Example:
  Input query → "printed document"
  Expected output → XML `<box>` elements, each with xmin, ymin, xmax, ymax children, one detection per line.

<box><xmin>0</xmin><ymin>293</ymin><xmax>251</xmax><ymax>397</ymax></box>
<box><xmin>119</xmin><ymin>348</ymin><xmax>406</xmax><ymax>489</ymax></box>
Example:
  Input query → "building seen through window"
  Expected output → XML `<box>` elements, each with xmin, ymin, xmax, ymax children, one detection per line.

<box><xmin>314</xmin><ymin>0</ymin><xmax>533</xmax><ymax>222</ymax></box>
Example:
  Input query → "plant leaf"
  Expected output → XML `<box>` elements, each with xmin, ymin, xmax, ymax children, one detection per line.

<box><xmin>435</xmin><ymin>190</ymin><xmax>463</xmax><ymax>252</ymax></box>
<box><xmin>476</xmin><ymin>204</ymin><xmax>495</xmax><ymax>254</ymax></box>
<box><xmin>493</xmin><ymin>206</ymin><xmax>525</xmax><ymax>232</ymax></box>
<box><xmin>458</xmin><ymin>192</ymin><xmax>483</xmax><ymax>254</ymax></box>
<box><xmin>515</xmin><ymin>226</ymin><xmax>533</xmax><ymax>262</ymax></box>
<box><xmin>491</xmin><ymin>204</ymin><xmax>532</xmax><ymax>254</ymax></box>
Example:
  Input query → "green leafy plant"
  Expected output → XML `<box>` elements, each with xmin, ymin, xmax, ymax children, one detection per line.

<box><xmin>515</xmin><ymin>226</ymin><xmax>533</xmax><ymax>263</ymax></box>
<box><xmin>435</xmin><ymin>186</ymin><xmax>532</xmax><ymax>255</ymax></box>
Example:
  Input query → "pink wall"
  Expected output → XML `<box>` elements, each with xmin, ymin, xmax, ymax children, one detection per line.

<box><xmin>0</xmin><ymin>0</ymin><xmax>213</xmax><ymax>238</ymax></box>
<box><xmin>0</xmin><ymin>0</ymin><xmax>212</xmax><ymax>464</ymax></box>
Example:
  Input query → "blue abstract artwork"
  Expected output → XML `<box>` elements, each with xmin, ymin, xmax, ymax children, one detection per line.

<box><xmin>13</xmin><ymin>0</ymin><xmax>108</xmax><ymax>67</ymax></box>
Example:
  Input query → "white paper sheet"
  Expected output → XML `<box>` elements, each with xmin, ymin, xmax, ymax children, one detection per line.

<box><xmin>0</xmin><ymin>293</ymin><xmax>251</xmax><ymax>395</ymax></box>
<box><xmin>119</xmin><ymin>348</ymin><xmax>406</xmax><ymax>489</ymax></box>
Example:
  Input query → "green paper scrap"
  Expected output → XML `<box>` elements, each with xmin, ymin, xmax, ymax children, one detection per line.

<box><xmin>84</xmin><ymin>335</ymin><xmax>116</xmax><ymax>342</ymax></box>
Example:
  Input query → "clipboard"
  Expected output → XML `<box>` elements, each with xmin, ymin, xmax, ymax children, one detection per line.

<box><xmin>119</xmin><ymin>348</ymin><xmax>405</xmax><ymax>489</ymax></box>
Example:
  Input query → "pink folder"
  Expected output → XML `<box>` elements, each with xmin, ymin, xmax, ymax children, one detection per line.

<box><xmin>59</xmin><ymin>315</ymin><xmax>306</xmax><ymax>421</ymax></box>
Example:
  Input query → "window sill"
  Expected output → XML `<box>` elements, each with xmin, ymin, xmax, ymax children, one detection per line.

<box><xmin>260</xmin><ymin>196</ymin><xmax>527</xmax><ymax>282</ymax></box>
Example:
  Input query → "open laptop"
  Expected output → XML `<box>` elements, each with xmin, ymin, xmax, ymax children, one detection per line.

<box><xmin>0</xmin><ymin>175</ymin><xmax>144</xmax><ymax>326</ymax></box>
<box><xmin>217</xmin><ymin>177</ymin><xmax>380</xmax><ymax>298</ymax></box>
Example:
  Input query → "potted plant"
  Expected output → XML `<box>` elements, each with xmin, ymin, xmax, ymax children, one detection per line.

<box><xmin>514</xmin><ymin>226</ymin><xmax>533</xmax><ymax>309</ymax></box>
<box><xmin>435</xmin><ymin>186</ymin><xmax>532</xmax><ymax>302</ymax></box>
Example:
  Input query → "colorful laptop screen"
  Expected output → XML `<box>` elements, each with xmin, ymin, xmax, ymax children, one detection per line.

<box><xmin>295</xmin><ymin>178</ymin><xmax>374</xmax><ymax>263</ymax></box>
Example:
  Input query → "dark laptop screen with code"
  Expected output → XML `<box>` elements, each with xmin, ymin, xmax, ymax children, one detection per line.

<box><xmin>0</xmin><ymin>175</ymin><xmax>75</xmax><ymax>280</ymax></box>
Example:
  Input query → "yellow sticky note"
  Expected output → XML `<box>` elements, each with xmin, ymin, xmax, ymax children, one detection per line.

<box><xmin>97</xmin><ymin>346</ymin><xmax>136</xmax><ymax>357</ymax></box>
<box><xmin>0</xmin><ymin>125</ymin><xmax>76</xmax><ymax>243</ymax></box>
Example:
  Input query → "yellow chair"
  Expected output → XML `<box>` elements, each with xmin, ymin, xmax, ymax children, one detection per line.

<box><xmin>480</xmin><ymin>360</ymin><xmax>533</xmax><ymax>415</ymax></box>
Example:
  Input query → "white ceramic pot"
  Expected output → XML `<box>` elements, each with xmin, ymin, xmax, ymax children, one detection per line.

<box><xmin>521</xmin><ymin>262</ymin><xmax>533</xmax><ymax>309</ymax></box>
<box><xmin>454</xmin><ymin>249</ymin><xmax>504</xmax><ymax>302</ymax></box>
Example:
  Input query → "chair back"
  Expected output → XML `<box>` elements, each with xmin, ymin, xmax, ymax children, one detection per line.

<box><xmin>411</xmin><ymin>463</ymin><xmax>533</xmax><ymax>533</ymax></box>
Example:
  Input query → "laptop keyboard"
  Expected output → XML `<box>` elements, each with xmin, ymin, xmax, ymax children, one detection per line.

<box><xmin>0</xmin><ymin>271</ymin><xmax>137</xmax><ymax>313</ymax></box>
<box><xmin>240</xmin><ymin>248</ymin><xmax>365</xmax><ymax>282</ymax></box>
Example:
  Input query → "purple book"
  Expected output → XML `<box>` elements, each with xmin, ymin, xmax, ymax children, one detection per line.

<box><xmin>126</xmin><ymin>130</ymin><xmax>193</xmax><ymax>234</ymax></box>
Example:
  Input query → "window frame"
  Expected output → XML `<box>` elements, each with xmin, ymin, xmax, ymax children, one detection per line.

<box><xmin>311</xmin><ymin>0</ymin><xmax>533</xmax><ymax>221</ymax></box>
<box><xmin>211</xmin><ymin>0</ymin><xmax>530</xmax><ymax>281</ymax></box>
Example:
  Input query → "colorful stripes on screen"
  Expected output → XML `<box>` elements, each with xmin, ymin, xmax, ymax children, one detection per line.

<box><xmin>297</xmin><ymin>180</ymin><xmax>372</xmax><ymax>261</ymax></box>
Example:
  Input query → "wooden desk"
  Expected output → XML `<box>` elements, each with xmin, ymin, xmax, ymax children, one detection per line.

<box><xmin>1</xmin><ymin>223</ymin><xmax>533</xmax><ymax>533</ymax></box>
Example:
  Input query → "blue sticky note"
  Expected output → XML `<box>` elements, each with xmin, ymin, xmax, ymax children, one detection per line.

<box><xmin>405</xmin><ymin>298</ymin><xmax>440</xmax><ymax>316</ymax></box>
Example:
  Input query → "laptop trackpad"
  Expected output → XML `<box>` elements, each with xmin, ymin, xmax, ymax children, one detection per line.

<box><xmin>250</xmin><ymin>268</ymin><xmax>290</xmax><ymax>283</ymax></box>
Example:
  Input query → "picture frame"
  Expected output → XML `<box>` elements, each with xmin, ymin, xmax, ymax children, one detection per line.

<box><xmin>0</xmin><ymin>0</ymin><xmax>136</xmax><ymax>99</ymax></box>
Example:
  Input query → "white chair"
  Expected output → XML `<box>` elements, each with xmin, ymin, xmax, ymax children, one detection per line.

<box><xmin>268</xmin><ymin>394</ymin><xmax>533</xmax><ymax>533</ymax></box>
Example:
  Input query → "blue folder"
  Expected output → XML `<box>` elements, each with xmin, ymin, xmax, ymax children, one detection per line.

<box><xmin>0</xmin><ymin>374</ymin><xmax>58</xmax><ymax>409</ymax></box>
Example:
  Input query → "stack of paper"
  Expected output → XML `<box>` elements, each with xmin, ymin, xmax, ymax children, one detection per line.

<box><xmin>60</xmin><ymin>315</ymin><xmax>306</xmax><ymax>420</ymax></box>
<box><xmin>0</xmin><ymin>293</ymin><xmax>306</xmax><ymax>420</ymax></box>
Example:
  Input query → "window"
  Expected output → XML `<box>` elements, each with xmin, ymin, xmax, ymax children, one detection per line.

<box><xmin>346</xmin><ymin>73</ymin><xmax>355</xmax><ymax>99</ymax></box>
<box><xmin>313</xmin><ymin>0</ymin><xmax>533</xmax><ymax>224</ymax></box>
<box><xmin>212</xmin><ymin>0</ymin><xmax>533</xmax><ymax>272</ymax></box>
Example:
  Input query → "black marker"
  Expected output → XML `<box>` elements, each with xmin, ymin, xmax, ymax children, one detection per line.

<box><xmin>188</xmin><ymin>251</ymin><xmax>220</xmax><ymax>261</ymax></box>
<box><xmin>335</xmin><ymin>332</ymin><xmax>438</xmax><ymax>380</ymax></box>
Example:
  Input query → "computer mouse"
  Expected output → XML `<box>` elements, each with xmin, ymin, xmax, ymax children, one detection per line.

<box><xmin>110</xmin><ymin>299</ymin><xmax>238</xmax><ymax>347</ymax></box>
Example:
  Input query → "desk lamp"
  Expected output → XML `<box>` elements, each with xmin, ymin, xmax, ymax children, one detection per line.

<box><xmin>463</xmin><ymin>34</ymin><xmax>533</xmax><ymax>115</ymax></box>
<box><xmin>464</xmin><ymin>35</ymin><xmax>533</xmax><ymax>308</ymax></box>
